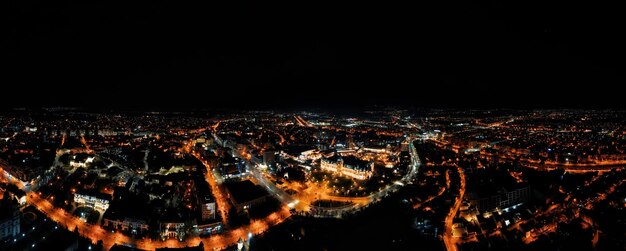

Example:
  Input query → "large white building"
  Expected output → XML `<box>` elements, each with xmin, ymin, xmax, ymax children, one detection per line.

<box><xmin>74</xmin><ymin>192</ymin><xmax>110</xmax><ymax>212</ymax></box>
<box><xmin>69</xmin><ymin>155</ymin><xmax>95</xmax><ymax>168</ymax></box>
<box><xmin>320</xmin><ymin>155</ymin><xmax>374</xmax><ymax>180</ymax></box>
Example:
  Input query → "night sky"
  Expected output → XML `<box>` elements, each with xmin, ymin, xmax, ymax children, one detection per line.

<box><xmin>1</xmin><ymin>0</ymin><xmax>624</xmax><ymax>109</ymax></box>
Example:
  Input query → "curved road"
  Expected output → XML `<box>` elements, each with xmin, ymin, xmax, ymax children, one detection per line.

<box><xmin>443</xmin><ymin>164</ymin><xmax>466</xmax><ymax>251</ymax></box>
<box><xmin>292</xmin><ymin>139</ymin><xmax>422</xmax><ymax>217</ymax></box>
<box><xmin>2</xmin><ymin>136</ymin><xmax>421</xmax><ymax>249</ymax></box>
<box><xmin>3</xmin><ymin>163</ymin><xmax>290</xmax><ymax>251</ymax></box>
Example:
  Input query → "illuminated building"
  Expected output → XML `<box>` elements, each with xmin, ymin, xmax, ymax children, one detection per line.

<box><xmin>320</xmin><ymin>155</ymin><xmax>374</xmax><ymax>180</ymax></box>
<box><xmin>219</xmin><ymin>157</ymin><xmax>246</xmax><ymax>178</ymax></box>
<box><xmin>103</xmin><ymin>216</ymin><xmax>149</xmax><ymax>235</ymax></box>
<box><xmin>200</xmin><ymin>195</ymin><xmax>216</xmax><ymax>221</ymax></box>
<box><xmin>158</xmin><ymin>209</ymin><xmax>193</xmax><ymax>241</ymax></box>
<box><xmin>69</xmin><ymin>153</ymin><xmax>95</xmax><ymax>168</ymax></box>
<box><xmin>160</xmin><ymin>221</ymin><xmax>187</xmax><ymax>240</ymax></box>
<box><xmin>400</xmin><ymin>141</ymin><xmax>410</xmax><ymax>152</ymax></box>
<box><xmin>74</xmin><ymin>191</ymin><xmax>111</xmax><ymax>212</ymax></box>
<box><xmin>466</xmin><ymin>186</ymin><xmax>530</xmax><ymax>213</ymax></box>
<box><xmin>298</xmin><ymin>149</ymin><xmax>322</xmax><ymax>161</ymax></box>
<box><xmin>196</xmin><ymin>221</ymin><xmax>222</xmax><ymax>236</ymax></box>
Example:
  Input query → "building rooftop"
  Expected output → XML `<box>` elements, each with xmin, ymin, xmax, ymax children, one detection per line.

<box><xmin>0</xmin><ymin>193</ymin><xmax>18</xmax><ymax>222</ymax></box>
<box><xmin>76</xmin><ymin>188</ymin><xmax>112</xmax><ymax>201</ymax></box>
<box><xmin>324</xmin><ymin>154</ymin><xmax>372</xmax><ymax>172</ymax></box>
<box><xmin>225</xmin><ymin>180</ymin><xmax>269</xmax><ymax>205</ymax></box>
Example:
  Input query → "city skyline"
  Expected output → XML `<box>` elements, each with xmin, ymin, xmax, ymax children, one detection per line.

<box><xmin>1</xmin><ymin>109</ymin><xmax>625</xmax><ymax>251</ymax></box>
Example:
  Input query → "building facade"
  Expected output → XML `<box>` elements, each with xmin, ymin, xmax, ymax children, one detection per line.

<box><xmin>160</xmin><ymin>221</ymin><xmax>187</xmax><ymax>240</ymax></box>
<box><xmin>201</xmin><ymin>198</ymin><xmax>216</xmax><ymax>221</ymax></box>
<box><xmin>0</xmin><ymin>195</ymin><xmax>20</xmax><ymax>240</ymax></box>
<box><xmin>320</xmin><ymin>155</ymin><xmax>374</xmax><ymax>180</ymax></box>
<box><xmin>0</xmin><ymin>211</ymin><xmax>20</xmax><ymax>240</ymax></box>
<box><xmin>196</xmin><ymin>221</ymin><xmax>222</xmax><ymax>236</ymax></box>
<box><xmin>469</xmin><ymin>186</ymin><xmax>531</xmax><ymax>213</ymax></box>
<box><xmin>74</xmin><ymin>192</ymin><xmax>110</xmax><ymax>212</ymax></box>
<box><xmin>103</xmin><ymin>217</ymin><xmax>149</xmax><ymax>235</ymax></box>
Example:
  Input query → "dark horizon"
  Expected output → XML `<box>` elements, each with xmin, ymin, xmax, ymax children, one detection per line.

<box><xmin>2</xmin><ymin>1</ymin><xmax>624</xmax><ymax>109</ymax></box>
<box><xmin>2</xmin><ymin>104</ymin><xmax>625</xmax><ymax>115</ymax></box>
